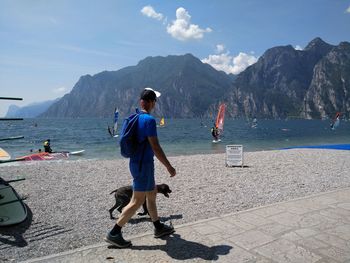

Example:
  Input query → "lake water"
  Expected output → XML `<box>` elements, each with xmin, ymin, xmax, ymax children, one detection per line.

<box><xmin>0</xmin><ymin>118</ymin><xmax>349</xmax><ymax>161</ymax></box>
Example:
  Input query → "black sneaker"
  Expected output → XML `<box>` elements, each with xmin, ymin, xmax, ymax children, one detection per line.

<box><xmin>154</xmin><ymin>224</ymin><xmax>175</xmax><ymax>238</ymax></box>
<box><xmin>104</xmin><ymin>232</ymin><xmax>132</xmax><ymax>248</ymax></box>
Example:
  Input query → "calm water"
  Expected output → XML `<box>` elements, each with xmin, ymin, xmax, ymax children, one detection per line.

<box><xmin>0</xmin><ymin>118</ymin><xmax>349</xmax><ymax>160</ymax></box>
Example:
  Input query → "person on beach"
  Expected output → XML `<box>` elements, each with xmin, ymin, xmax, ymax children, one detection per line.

<box><xmin>43</xmin><ymin>139</ymin><xmax>52</xmax><ymax>153</ymax></box>
<box><xmin>211</xmin><ymin>125</ymin><xmax>219</xmax><ymax>141</ymax></box>
<box><xmin>105</xmin><ymin>87</ymin><xmax>177</xmax><ymax>248</ymax></box>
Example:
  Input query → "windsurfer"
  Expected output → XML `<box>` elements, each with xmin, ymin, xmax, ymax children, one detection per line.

<box><xmin>211</xmin><ymin>125</ymin><xmax>219</xmax><ymax>141</ymax></box>
<box><xmin>107</xmin><ymin>126</ymin><xmax>113</xmax><ymax>137</ymax></box>
<box><xmin>108</xmin><ymin>108</ymin><xmax>119</xmax><ymax>137</ymax></box>
<box><xmin>330</xmin><ymin>112</ymin><xmax>341</xmax><ymax>130</ymax></box>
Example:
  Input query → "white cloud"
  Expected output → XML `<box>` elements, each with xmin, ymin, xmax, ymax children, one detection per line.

<box><xmin>166</xmin><ymin>7</ymin><xmax>212</xmax><ymax>41</ymax></box>
<box><xmin>141</xmin><ymin>5</ymin><xmax>164</xmax><ymax>20</ymax></box>
<box><xmin>346</xmin><ymin>6</ymin><xmax>350</xmax><ymax>13</ymax></box>
<box><xmin>202</xmin><ymin>50</ymin><xmax>258</xmax><ymax>75</ymax></box>
<box><xmin>53</xmin><ymin>86</ymin><xmax>67</xmax><ymax>94</ymax></box>
<box><xmin>216</xmin><ymin>44</ymin><xmax>225</xmax><ymax>53</ymax></box>
<box><xmin>233</xmin><ymin>53</ymin><xmax>258</xmax><ymax>73</ymax></box>
<box><xmin>295</xmin><ymin>45</ymin><xmax>303</xmax><ymax>50</ymax></box>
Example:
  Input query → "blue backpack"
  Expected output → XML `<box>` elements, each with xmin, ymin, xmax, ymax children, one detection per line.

<box><xmin>119</xmin><ymin>112</ymin><xmax>140</xmax><ymax>158</ymax></box>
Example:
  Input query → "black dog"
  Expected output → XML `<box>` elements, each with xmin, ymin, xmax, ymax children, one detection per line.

<box><xmin>109</xmin><ymin>183</ymin><xmax>172</xmax><ymax>219</ymax></box>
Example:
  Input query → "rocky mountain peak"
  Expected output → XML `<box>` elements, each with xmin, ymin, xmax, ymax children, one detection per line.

<box><xmin>304</xmin><ymin>37</ymin><xmax>334</xmax><ymax>53</ymax></box>
<box><xmin>337</xmin><ymin>41</ymin><xmax>350</xmax><ymax>50</ymax></box>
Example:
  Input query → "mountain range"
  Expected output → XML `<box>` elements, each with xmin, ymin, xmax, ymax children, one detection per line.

<box><xmin>5</xmin><ymin>98</ymin><xmax>60</xmax><ymax>118</ymax></box>
<box><xmin>38</xmin><ymin>37</ymin><xmax>349</xmax><ymax>119</ymax></box>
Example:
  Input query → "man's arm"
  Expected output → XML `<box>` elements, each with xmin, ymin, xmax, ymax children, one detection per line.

<box><xmin>148</xmin><ymin>136</ymin><xmax>176</xmax><ymax>177</ymax></box>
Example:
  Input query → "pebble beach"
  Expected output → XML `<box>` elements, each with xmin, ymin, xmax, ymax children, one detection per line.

<box><xmin>1</xmin><ymin>149</ymin><xmax>350</xmax><ymax>262</ymax></box>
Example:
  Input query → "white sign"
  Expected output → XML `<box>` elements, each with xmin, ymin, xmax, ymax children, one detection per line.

<box><xmin>226</xmin><ymin>145</ymin><xmax>243</xmax><ymax>167</ymax></box>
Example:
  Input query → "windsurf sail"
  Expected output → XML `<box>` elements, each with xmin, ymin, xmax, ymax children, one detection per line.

<box><xmin>159</xmin><ymin>117</ymin><xmax>165</xmax><ymax>127</ymax></box>
<box><xmin>215</xmin><ymin>103</ymin><xmax>226</xmax><ymax>133</ymax></box>
<box><xmin>0</xmin><ymin>147</ymin><xmax>11</xmax><ymax>161</ymax></box>
<box><xmin>17</xmin><ymin>152</ymin><xmax>69</xmax><ymax>161</ymax></box>
<box><xmin>108</xmin><ymin>108</ymin><xmax>119</xmax><ymax>137</ymax></box>
<box><xmin>330</xmin><ymin>112</ymin><xmax>341</xmax><ymax>130</ymax></box>
<box><xmin>113</xmin><ymin>108</ymin><xmax>119</xmax><ymax>135</ymax></box>
<box><xmin>251</xmin><ymin>117</ymin><xmax>258</xmax><ymax>128</ymax></box>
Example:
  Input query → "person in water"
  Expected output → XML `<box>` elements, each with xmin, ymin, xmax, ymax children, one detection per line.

<box><xmin>43</xmin><ymin>139</ymin><xmax>53</xmax><ymax>153</ymax></box>
<box><xmin>107</xmin><ymin>126</ymin><xmax>113</xmax><ymax>137</ymax></box>
<box><xmin>105</xmin><ymin>88</ymin><xmax>176</xmax><ymax>248</ymax></box>
<box><xmin>211</xmin><ymin>125</ymin><xmax>219</xmax><ymax>140</ymax></box>
<box><xmin>330</xmin><ymin>112</ymin><xmax>341</xmax><ymax>130</ymax></box>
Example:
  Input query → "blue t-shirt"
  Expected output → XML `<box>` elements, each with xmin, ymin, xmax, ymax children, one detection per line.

<box><xmin>130</xmin><ymin>112</ymin><xmax>157</xmax><ymax>163</ymax></box>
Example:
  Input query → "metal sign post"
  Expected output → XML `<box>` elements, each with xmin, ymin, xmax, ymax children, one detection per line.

<box><xmin>225</xmin><ymin>145</ymin><xmax>243</xmax><ymax>167</ymax></box>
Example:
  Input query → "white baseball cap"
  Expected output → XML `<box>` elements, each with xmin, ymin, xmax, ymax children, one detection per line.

<box><xmin>144</xmin><ymin>87</ymin><xmax>161</xmax><ymax>98</ymax></box>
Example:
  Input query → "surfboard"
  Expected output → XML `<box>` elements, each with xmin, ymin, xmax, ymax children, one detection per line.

<box><xmin>69</xmin><ymin>150</ymin><xmax>85</xmax><ymax>155</ymax></box>
<box><xmin>0</xmin><ymin>147</ymin><xmax>11</xmax><ymax>161</ymax></box>
<box><xmin>212</xmin><ymin>139</ymin><xmax>222</xmax><ymax>143</ymax></box>
<box><xmin>0</xmin><ymin>178</ymin><xmax>27</xmax><ymax>226</ymax></box>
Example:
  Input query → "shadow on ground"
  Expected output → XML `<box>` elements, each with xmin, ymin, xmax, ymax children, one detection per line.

<box><xmin>0</xmin><ymin>204</ymin><xmax>73</xmax><ymax>251</ymax></box>
<box><xmin>109</xmin><ymin>233</ymin><xmax>232</xmax><ymax>261</ymax></box>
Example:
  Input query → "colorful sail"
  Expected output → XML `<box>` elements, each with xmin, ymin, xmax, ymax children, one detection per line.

<box><xmin>215</xmin><ymin>103</ymin><xmax>226</xmax><ymax>132</ymax></box>
<box><xmin>159</xmin><ymin>117</ymin><xmax>165</xmax><ymax>127</ymax></box>
<box><xmin>0</xmin><ymin>147</ymin><xmax>11</xmax><ymax>161</ymax></box>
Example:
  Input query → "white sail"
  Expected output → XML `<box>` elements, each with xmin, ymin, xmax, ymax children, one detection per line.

<box><xmin>113</xmin><ymin>108</ymin><xmax>119</xmax><ymax>135</ymax></box>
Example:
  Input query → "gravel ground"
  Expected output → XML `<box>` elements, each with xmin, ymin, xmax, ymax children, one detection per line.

<box><xmin>0</xmin><ymin>149</ymin><xmax>350</xmax><ymax>262</ymax></box>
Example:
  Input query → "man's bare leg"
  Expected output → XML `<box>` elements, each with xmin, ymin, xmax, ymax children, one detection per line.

<box><xmin>145</xmin><ymin>188</ymin><xmax>158</xmax><ymax>221</ymax></box>
<box><xmin>117</xmin><ymin>191</ymin><xmax>146</xmax><ymax>227</ymax></box>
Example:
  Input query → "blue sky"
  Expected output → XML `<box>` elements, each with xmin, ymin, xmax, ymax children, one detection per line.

<box><xmin>1</xmin><ymin>0</ymin><xmax>350</xmax><ymax>116</ymax></box>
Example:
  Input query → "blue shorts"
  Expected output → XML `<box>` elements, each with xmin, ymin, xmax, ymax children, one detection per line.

<box><xmin>129</xmin><ymin>161</ymin><xmax>155</xmax><ymax>191</ymax></box>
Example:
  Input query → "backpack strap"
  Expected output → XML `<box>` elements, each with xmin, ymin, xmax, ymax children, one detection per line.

<box><xmin>136</xmin><ymin>109</ymin><xmax>149</xmax><ymax>172</ymax></box>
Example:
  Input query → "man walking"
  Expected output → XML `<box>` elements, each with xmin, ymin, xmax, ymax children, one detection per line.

<box><xmin>105</xmin><ymin>88</ymin><xmax>176</xmax><ymax>248</ymax></box>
